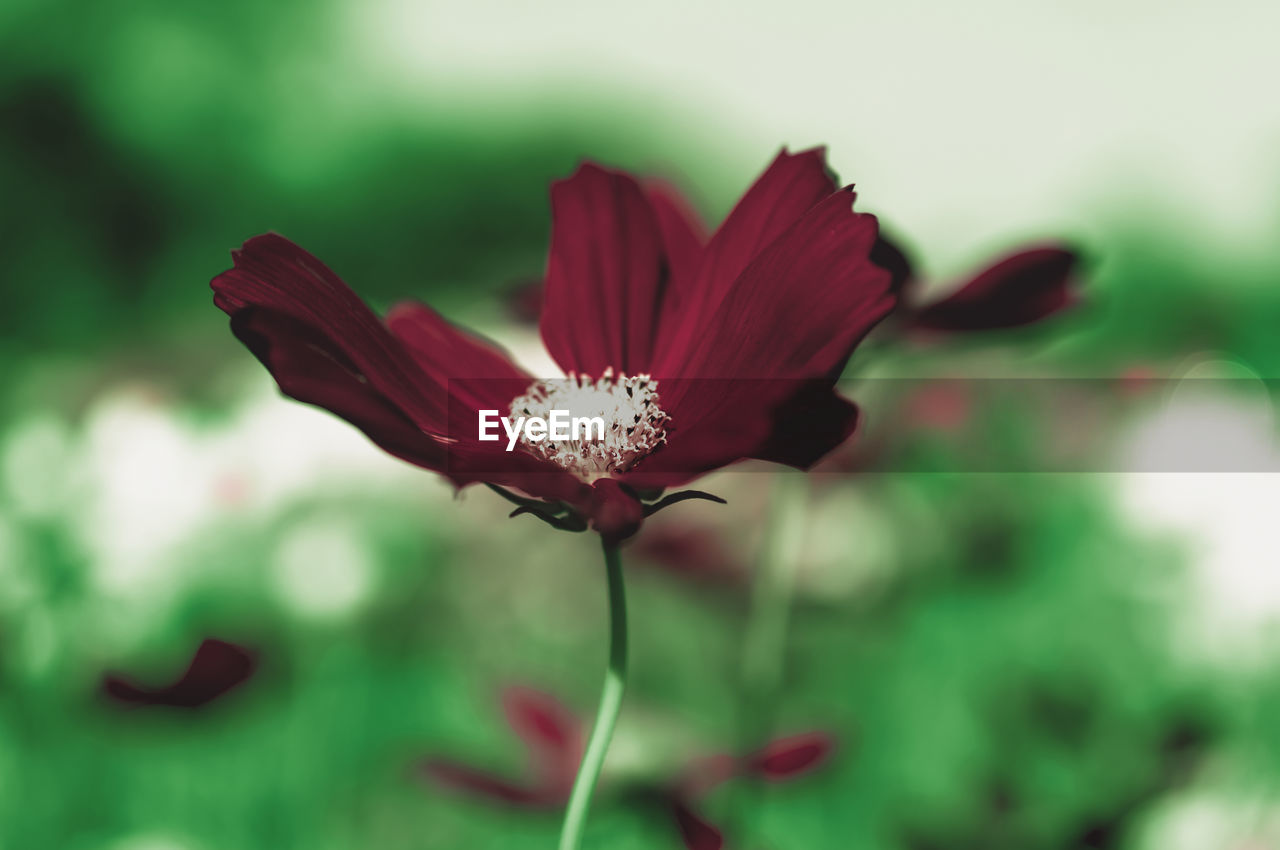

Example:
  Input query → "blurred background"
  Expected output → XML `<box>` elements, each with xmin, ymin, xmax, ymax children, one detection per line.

<box><xmin>3</xmin><ymin>1</ymin><xmax>1280</xmax><ymax>848</ymax></box>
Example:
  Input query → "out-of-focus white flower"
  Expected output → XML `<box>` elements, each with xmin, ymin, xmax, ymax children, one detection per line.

<box><xmin>272</xmin><ymin>516</ymin><xmax>375</xmax><ymax>618</ymax></box>
<box><xmin>2</xmin><ymin>411</ymin><xmax>79</xmax><ymax>520</ymax></box>
<box><xmin>1118</xmin><ymin>359</ymin><xmax>1280</xmax><ymax>666</ymax></box>
<box><xmin>0</xmin><ymin>514</ymin><xmax>39</xmax><ymax>612</ymax></box>
<box><xmin>72</xmin><ymin>377</ymin><xmax>446</xmax><ymax>604</ymax></box>
<box><xmin>1139</xmin><ymin>790</ymin><xmax>1280</xmax><ymax>850</ymax></box>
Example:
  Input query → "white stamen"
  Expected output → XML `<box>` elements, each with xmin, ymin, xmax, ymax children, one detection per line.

<box><xmin>509</xmin><ymin>369</ymin><xmax>670</xmax><ymax>483</ymax></box>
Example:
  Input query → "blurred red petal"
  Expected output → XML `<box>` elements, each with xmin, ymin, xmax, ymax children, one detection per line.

<box><xmin>419</xmin><ymin>759</ymin><xmax>554</xmax><ymax>807</ymax></box>
<box><xmin>501</xmin><ymin>686</ymin><xmax>583</xmax><ymax>785</ymax></box>
<box><xmin>910</xmin><ymin>245</ymin><xmax>1080</xmax><ymax>332</ymax></box>
<box><xmin>749</xmin><ymin>382</ymin><xmax>860</xmax><ymax>469</ymax></box>
<box><xmin>671</xmin><ymin>799</ymin><xmax>726</xmax><ymax>850</ymax></box>
<box><xmin>103</xmin><ymin>638</ymin><xmax>256</xmax><ymax>709</ymax></box>
<box><xmin>870</xmin><ymin>232</ymin><xmax>916</xmax><ymax>297</ymax></box>
<box><xmin>903</xmin><ymin>381</ymin><xmax>972</xmax><ymax>430</ymax></box>
<box><xmin>748</xmin><ymin>732</ymin><xmax>835</xmax><ymax>780</ymax></box>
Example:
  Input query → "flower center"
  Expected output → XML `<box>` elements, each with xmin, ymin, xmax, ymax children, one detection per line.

<box><xmin>509</xmin><ymin>369</ymin><xmax>670</xmax><ymax>483</ymax></box>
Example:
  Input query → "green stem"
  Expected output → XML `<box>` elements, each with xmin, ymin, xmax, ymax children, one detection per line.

<box><xmin>557</xmin><ymin>539</ymin><xmax>628</xmax><ymax>850</ymax></box>
<box><xmin>741</xmin><ymin>473</ymin><xmax>808</xmax><ymax>718</ymax></box>
<box><xmin>732</xmin><ymin>473</ymin><xmax>809</xmax><ymax>838</ymax></box>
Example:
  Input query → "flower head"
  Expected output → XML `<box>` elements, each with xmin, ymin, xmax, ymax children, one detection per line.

<box><xmin>211</xmin><ymin>149</ymin><xmax>894</xmax><ymax>542</ymax></box>
<box><xmin>509</xmin><ymin>370</ymin><xmax>671</xmax><ymax>482</ymax></box>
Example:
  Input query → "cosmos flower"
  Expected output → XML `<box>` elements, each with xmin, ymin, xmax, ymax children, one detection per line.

<box><xmin>419</xmin><ymin>686</ymin><xmax>833</xmax><ymax>850</ymax></box>
<box><xmin>211</xmin><ymin>149</ymin><xmax>893</xmax><ymax>543</ymax></box>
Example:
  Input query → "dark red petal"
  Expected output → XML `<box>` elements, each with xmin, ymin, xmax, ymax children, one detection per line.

<box><xmin>240</xmin><ymin>305</ymin><xmax>577</xmax><ymax>499</ymax></box>
<box><xmin>229</xmin><ymin>307</ymin><xmax>450</xmax><ymax>472</ymax></box>
<box><xmin>417</xmin><ymin>689</ymin><xmax>582</xmax><ymax>809</ymax></box>
<box><xmin>214</xmin><ymin>235</ymin><xmax>583</xmax><ymax>502</ymax></box>
<box><xmin>747</xmin><ymin>732</ymin><xmax>835</xmax><ymax>780</ymax></box>
<box><xmin>102</xmin><ymin>639</ymin><xmax>256</xmax><ymax>709</ymax></box>
<box><xmin>749</xmin><ymin>382</ymin><xmax>860</xmax><ymax>469</ymax></box>
<box><xmin>618</xmin><ymin>396</ymin><xmax>777</xmax><ymax>492</ymax></box>
<box><xmin>658</xmin><ymin>189</ymin><xmax>889</xmax><ymax>381</ymax></box>
<box><xmin>695</xmin><ymin>147</ymin><xmax>837</xmax><ymax>295</ymax></box>
<box><xmin>501</xmin><ymin>686</ymin><xmax>583</xmax><ymax>785</ymax></box>
<box><xmin>658</xmin><ymin>148</ymin><xmax>837</xmax><ymax>359</ymax></box>
<box><xmin>502</xmin><ymin>686</ymin><xmax>580</xmax><ymax>754</ymax></box>
<box><xmin>503</xmin><ymin>178</ymin><xmax>704</xmax><ymax>334</ymax></box>
<box><xmin>386</xmin><ymin>300</ymin><xmax>532</xmax><ymax>413</ymax></box>
<box><xmin>869</xmin><ymin>232</ymin><xmax>916</xmax><ymax>298</ymax></box>
<box><xmin>387</xmin><ymin>301</ymin><xmax>530</xmax><ymax>382</ymax></box>
<box><xmin>646</xmin><ymin>179</ymin><xmax>707</xmax><ymax>321</ymax></box>
<box><xmin>540</xmin><ymin>163</ymin><xmax>669</xmax><ymax>376</ymax></box>
<box><xmin>642</xmin><ymin>191</ymin><xmax>893</xmax><ymax>481</ymax></box>
<box><xmin>213</xmin><ymin>234</ymin><xmax>448</xmax><ymax>431</ymax></box>
<box><xmin>419</xmin><ymin>759</ymin><xmax>553</xmax><ymax>807</ymax></box>
<box><xmin>671</xmin><ymin>799</ymin><xmax>725</xmax><ymax>850</ymax></box>
<box><xmin>909</xmin><ymin>245</ymin><xmax>1080</xmax><ymax>332</ymax></box>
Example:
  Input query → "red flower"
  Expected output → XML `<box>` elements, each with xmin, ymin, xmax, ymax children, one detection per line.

<box><xmin>419</xmin><ymin>687</ymin><xmax>834</xmax><ymax>850</ymax></box>
<box><xmin>211</xmin><ymin>149</ymin><xmax>893</xmax><ymax>543</ymax></box>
